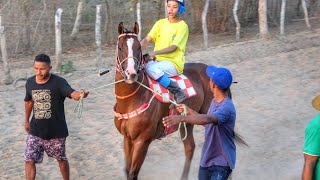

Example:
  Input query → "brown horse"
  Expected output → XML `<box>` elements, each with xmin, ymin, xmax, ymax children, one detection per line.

<box><xmin>113</xmin><ymin>22</ymin><xmax>242</xmax><ymax>180</ymax></box>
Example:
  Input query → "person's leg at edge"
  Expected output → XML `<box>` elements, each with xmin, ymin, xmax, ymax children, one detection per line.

<box><xmin>198</xmin><ymin>166</ymin><xmax>211</xmax><ymax>180</ymax></box>
<box><xmin>208</xmin><ymin>165</ymin><xmax>232</xmax><ymax>180</ymax></box>
<box><xmin>58</xmin><ymin>160</ymin><xmax>70</xmax><ymax>180</ymax></box>
<box><xmin>25</xmin><ymin>161</ymin><xmax>36</xmax><ymax>180</ymax></box>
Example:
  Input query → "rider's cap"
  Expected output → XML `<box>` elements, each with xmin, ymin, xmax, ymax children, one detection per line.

<box><xmin>206</xmin><ymin>66</ymin><xmax>233</xmax><ymax>90</ymax></box>
<box><xmin>168</xmin><ymin>0</ymin><xmax>185</xmax><ymax>6</ymax></box>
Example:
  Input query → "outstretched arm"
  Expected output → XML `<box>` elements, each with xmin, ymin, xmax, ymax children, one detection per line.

<box><xmin>152</xmin><ymin>45</ymin><xmax>177</xmax><ymax>56</ymax></box>
<box><xmin>162</xmin><ymin>104</ymin><xmax>218</xmax><ymax>127</ymax></box>
<box><xmin>141</xmin><ymin>35</ymin><xmax>177</xmax><ymax>59</ymax></box>
<box><xmin>163</xmin><ymin>114</ymin><xmax>218</xmax><ymax>127</ymax></box>
<box><xmin>25</xmin><ymin>101</ymin><xmax>33</xmax><ymax>133</ymax></box>
<box><xmin>302</xmin><ymin>153</ymin><xmax>319</xmax><ymax>180</ymax></box>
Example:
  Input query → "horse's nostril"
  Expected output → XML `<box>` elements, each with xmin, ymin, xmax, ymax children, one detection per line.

<box><xmin>130</xmin><ymin>73</ymin><xmax>137</xmax><ymax>79</ymax></box>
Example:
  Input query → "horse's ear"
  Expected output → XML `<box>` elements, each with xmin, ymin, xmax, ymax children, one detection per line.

<box><xmin>118</xmin><ymin>22</ymin><xmax>125</xmax><ymax>34</ymax></box>
<box><xmin>133</xmin><ymin>22</ymin><xmax>139</xmax><ymax>35</ymax></box>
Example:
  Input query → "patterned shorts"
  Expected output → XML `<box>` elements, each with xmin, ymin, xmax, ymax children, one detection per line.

<box><xmin>24</xmin><ymin>134</ymin><xmax>67</xmax><ymax>163</ymax></box>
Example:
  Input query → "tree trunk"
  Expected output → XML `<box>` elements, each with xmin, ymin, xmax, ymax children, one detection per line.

<box><xmin>280</xmin><ymin>0</ymin><xmax>286</xmax><ymax>35</ymax></box>
<box><xmin>55</xmin><ymin>8</ymin><xmax>63</xmax><ymax>72</ymax></box>
<box><xmin>32</xmin><ymin>0</ymin><xmax>47</xmax><ymax>42</ymax></box>
<box><xmin>70</xmin><ymin>1</ymin><xmax>84</xmax><ymax>40</ymax></box>
<box><xmin>220</xmin><ymin>0</ymin><xmax>231</xmax><ymax>32</ymax></box>
<box><xmin>190</xmin><ymin>0</ymin><xmax>203</xmax><ymax>33</ymax></box>
<box><xmin>103</xmin><ymin>0</ymin><xmax>112</xmax><ymax>44</ymax></box>
<box><xmin>164</xmin><ymin>0</ymin><xmax>168</xmax><ymax>18</ymax></box>
<box><xmin>258</xmin><ymin>0</ymin><xmax>269</xmax><ymax>38</ymax></box>
<box><xmin>136</xmin><ymin>0</ymin><xmax>142</xmax><ymax>40</ymax></box>
<box><xmin>233</xmin><ymin>0</ymin><xmax>241</xmax><ymax>40</ymax></box>
<box><xmin>0</xmin><ymin>15</ymin><xmax>12</xmax><ymax>85</ymax></box>
<box><xmin>301</xmin><ymin>0</ymin><xmax>311</xmax><ymax>28</ymax></box>
<box><xmin>96</xmin><ymin>5</ymin><xmax>102</xmax><ymax>69</ymax></box>
<box><xmin>23</xmin><ymin>0</ymin><xmax>31</xmax><ymax>52</ymax></box>
<box><xmin>47</xmin><ymin>0</ymin><xmax>57</xmax><ymax>51</ymax></box>
<box><xmin>202</xmin><ymin>0</ymin><xmax>210</xmax><ymax>49</ymax></box>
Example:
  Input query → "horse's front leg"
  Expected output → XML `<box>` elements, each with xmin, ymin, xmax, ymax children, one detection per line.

<box><xmin>127</xmin><ymin>139</ymin><xmax>151</xmax><ymax>180</ymax></box>
<box><xmin>124</xmin><ymin>137</ymin><xmax>133</xmax><ymax>177</ymax></box>
<box><xmin>181</xmin><ymin>124</ymin><xmax>195</xmax><ymax>180</ymax></box>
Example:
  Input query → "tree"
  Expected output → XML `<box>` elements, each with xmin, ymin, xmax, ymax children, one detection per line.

<box><xmin>95</xmin><ymin>5</ymin><xmax>102</xmax><ymax>69</ymax></box>
<box><xmin>190</xmin><ymin>0</ymin><xmax>203</xmax><ymax>33</ymax></box>
<box><xmin>0</xmin><ymin>15</ymin><xmax>12</xmax><ymax>85</ymax></box>
<box><xmin>301</xmin><ymin>0</ymin><xmax>311</xmax><ymax>28</ymax></box>
<box><xmin>136</xmin><ymin>0</ymin><xmax>141</xmax><ymax>40</ymax></box>
<box><xmin>233</xmin><ymin>0</ymin><xmax>241</xmax><ymax>40</ymax></box>
<box><xmin>280</xmin><ymin>0</ymin><xmax>286</xmax><ymax>35</ymax></box>
<box><xmin>70</xmin><ymin>1</ymin><xmax>84</xmax><ymax>40</ymax></box>
<box><xmin>55</xmin><ymin>8</ymin><xmax>63</xmax><ymax>72</ymax></box>
<box><xmin>22</xmin><ymin>0</ymin><xmax>31</xmax><ymax>52</ymax></box>
<box><xmin>258</xmin><ymin>0</ymin><xmax>269</xmax><ymax>38</ymax></box>
<box><xmin>103</xmin><ymin>0</ymin><xmax>112</xmax><ymax>44</ymax></box>
<box><xmin>202</xmin><ymin>0</ymin><xmax>210</xmax><ymax>49</ymax></box>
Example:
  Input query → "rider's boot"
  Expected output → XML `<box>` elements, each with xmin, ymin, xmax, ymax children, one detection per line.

<box><xmin>157</xmin><ymin>75</ymin><xmax>187</xmax><ymax>109</ymax></box>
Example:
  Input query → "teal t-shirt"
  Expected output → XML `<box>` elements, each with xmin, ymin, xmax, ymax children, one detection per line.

<box><xmin>303</xmin><ymin>114</ymin><xmax>320</xmax><ymax>180</ymax></box>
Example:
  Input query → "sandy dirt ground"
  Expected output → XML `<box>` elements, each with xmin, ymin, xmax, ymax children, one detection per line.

<box><xmin>0</xmin><ymin>27</ymin><xmax>319</xmax><ymax>180</ymax></box>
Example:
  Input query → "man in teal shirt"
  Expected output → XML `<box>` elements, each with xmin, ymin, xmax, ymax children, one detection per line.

<box><xmin>302</xmin><ymin>95</ymin><xmax>320</xmax><ymax>180</ymax></box>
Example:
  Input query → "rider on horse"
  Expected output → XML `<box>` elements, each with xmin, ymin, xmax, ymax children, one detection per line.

<box><xmin>141</xmin><ymin>0</ymin><xmax>188</xmax><ymax>107</ymax></box>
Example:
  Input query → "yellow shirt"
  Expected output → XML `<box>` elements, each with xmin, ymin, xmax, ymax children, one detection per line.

<box><xmin>148</xmin><ymin>18</ymin><xmax>189</xmax><ymax>74</ymax></box>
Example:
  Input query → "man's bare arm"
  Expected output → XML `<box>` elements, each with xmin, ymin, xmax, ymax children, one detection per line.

<box><xmin>153</xmin><ymin>45</ymin><xmax>177</xmax><ymax>55</ymax></box>
<box><xmin>162</xmin><ymin>114</ymin><xmax>218</xmax><ymax>127</ymax></box>
<box><xmin>302</xmin><ymin>153</ymin><xmax>319</xmax><ymax>180</ymax></box>
<box><xmin>25</xmin><ymin>101</ymin><xmax>33</xmax><ymax>133</ymax></box>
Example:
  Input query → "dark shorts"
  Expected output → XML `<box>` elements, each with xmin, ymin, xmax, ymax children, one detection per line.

<box><xmin>24</xmin><ymin>134</ymin><xmax>67</xmax><ymax>163</ymax></box>
<box><xmin>198</xmin><ymin>165</ymin><xmax>232</xmax><ymax>180</ymax></box>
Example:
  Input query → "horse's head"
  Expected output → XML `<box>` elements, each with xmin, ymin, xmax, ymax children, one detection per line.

<box><xmin>116</xmin><ymin>22</ymin><xmax>143</xmax><ymax>84</ymax></box>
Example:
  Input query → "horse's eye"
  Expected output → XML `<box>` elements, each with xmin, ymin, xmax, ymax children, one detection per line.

<box><xmin>118</xmin><ymin>47</ymin><xmax>122</xmax><ymax>51</ymax></box>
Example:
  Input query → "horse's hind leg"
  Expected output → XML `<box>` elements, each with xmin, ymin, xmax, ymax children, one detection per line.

<box><xmin>180</xmin><ymin>124</ymin><xmax>195</xmax><ymax>180</ymax></box>
<box><xmin>127</xmin><ymin>139</ymin><xmax>151</xmax><ymax>180</ymax></box>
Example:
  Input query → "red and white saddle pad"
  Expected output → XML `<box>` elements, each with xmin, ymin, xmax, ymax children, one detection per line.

<box><xmin>146</xmin><ymin>74</ymin><xmax>197</xmax><ymax>103</ymax></box>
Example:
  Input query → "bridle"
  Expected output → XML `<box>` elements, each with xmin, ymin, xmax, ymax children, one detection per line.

<box><xmin>115</xmin><ymin>33</ymin><xmax>145</xmax><ymax>99</ymax></box>
<box><xmin>116</xmin><ymin>33</ymin><xmax>144</xmax><ymax>78</ymax></box>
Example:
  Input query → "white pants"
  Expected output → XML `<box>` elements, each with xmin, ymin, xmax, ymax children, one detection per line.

<box><xmin>145</xmin><ymin>60</ymin><xmax>179</xmax><ymax>80</ymax></box>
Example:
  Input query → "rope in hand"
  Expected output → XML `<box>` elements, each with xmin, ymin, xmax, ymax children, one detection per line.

<box><xmin>73</xmin><ymin>79</ymin><xmax>125</xmax><ymax>119</ymax></box>
<box><xmin>135</xmin><ymin>81</ymin><xmax>188</xmax><ymax>141</ymax></box>
<box><xmin>178</xmin><ymin>104</ymin><xmax>188</xmax><ymax>141</ymax></box>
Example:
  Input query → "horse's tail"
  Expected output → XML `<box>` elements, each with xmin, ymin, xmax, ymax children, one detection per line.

<box><xmin>234</xmin><ymin>130</ymin><xmax>249</xmax><ymax>147</ymax></box>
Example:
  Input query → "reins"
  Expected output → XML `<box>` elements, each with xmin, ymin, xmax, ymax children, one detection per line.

<box><xmin>73</xmin><ymin>78</ymin><xmax>125</xmax><ymax>119</ymax></box>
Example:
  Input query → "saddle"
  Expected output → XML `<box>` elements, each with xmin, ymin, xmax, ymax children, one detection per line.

<box><xmin>146</xmin><ymin>74</ymin><xmax>197</xmax><ymax>104</ymax></box>
<box><xmin>146</xmin><ymin>74</ymin><xmax>197</xmax><ymax>139</ymax></box>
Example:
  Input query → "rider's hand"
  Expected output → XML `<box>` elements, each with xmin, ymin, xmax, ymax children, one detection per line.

<box><xmin>149</xmin><ymin>52</ymin><xmax>156</xmax><ymax>60</ymax></box>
